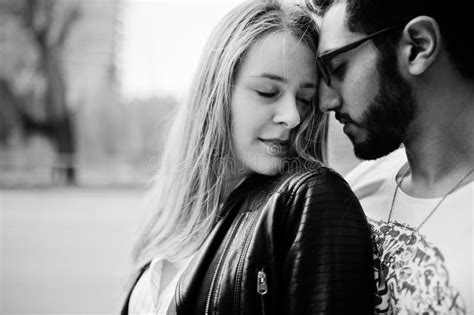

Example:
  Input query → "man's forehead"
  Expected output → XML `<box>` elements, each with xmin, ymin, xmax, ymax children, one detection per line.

<box><xmin>318</xmin><ymin>2</ymin><xmax>354</xmax><ymax>53</ymax></box>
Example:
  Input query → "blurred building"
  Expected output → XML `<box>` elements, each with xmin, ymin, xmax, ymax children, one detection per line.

<box><xmin>63</xmin><ymin>0</ymin><xmax>131</xmax><ymax>185</ymax></box>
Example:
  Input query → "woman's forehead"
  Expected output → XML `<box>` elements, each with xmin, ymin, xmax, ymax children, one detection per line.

<box><xmin>238</xmin><ymin>32</ymin><xmax>316</xmax><ymax>85</ymax></box>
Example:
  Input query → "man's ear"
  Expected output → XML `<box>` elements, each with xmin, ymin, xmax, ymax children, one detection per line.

<box><xmin>399</xmin><ymin>16</ymin><xmax>441</xmax><ymax>76</ymax></box>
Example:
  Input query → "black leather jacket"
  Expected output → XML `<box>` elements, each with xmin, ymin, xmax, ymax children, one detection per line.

<box><xmin>122</xmin><ymin>167</ymin><xmax>374</xmax><ymax>314</ymax></box>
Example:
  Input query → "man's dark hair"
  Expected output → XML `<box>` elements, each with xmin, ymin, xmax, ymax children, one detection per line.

<box><xmin>309</xmin><ymin>0</ymin><xmax>474</xmax><ymax>81</ymax></box>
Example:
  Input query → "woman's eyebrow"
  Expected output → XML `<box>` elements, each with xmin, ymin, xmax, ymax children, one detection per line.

<box><xmin>251</xmin><ymin>73</ymin><xmax>315</xmax><ymax>88</ymax></box>
<box><xmin>251</xmin><ymin>72</ymin><xmax>287</xmax><ymax>82</ymax></box>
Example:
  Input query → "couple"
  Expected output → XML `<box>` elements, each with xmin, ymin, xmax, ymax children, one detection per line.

<box><xmin>123</xmin><ymin>0</ymin><xmax>473</xmax><ymax>314</ymax></box>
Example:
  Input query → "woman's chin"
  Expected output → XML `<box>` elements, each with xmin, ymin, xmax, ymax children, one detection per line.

<box><xmin>248</xmin><ymin>156</ymin><xmax>287</xmax><ymax>176</ymax></box>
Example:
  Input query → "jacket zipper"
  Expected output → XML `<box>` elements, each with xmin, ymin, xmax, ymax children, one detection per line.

<box><xmin>205</xmin><ymin>211</ymin><xmax>249</xmax><ymax>315</ymax></box>
<box><xmin>232</xmin><ymin>210</ymin><xmax>261</xmax><ymax>315</ymax></box>
<box><xmin>257</xmin><ymin>268</ymin><xmax>268</xmax><ymax>315</ymax></box>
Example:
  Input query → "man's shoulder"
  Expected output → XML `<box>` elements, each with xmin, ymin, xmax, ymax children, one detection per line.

<box><xmin>344</xmin><ymin>148</ymin><xmax>406</xmax><ymax>197</ymax></box>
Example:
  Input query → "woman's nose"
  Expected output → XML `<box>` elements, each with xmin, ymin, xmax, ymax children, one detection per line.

<box><xmin>272</xmin><ymin>93</ymin><xmax>301</xmax><ymax>129</ymax></box>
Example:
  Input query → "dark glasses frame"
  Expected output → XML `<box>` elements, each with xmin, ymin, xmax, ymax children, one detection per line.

<box><xmin>316</xmin><ymin>25</ymin><xmax>404</xmax><ymax>87</ymax></box>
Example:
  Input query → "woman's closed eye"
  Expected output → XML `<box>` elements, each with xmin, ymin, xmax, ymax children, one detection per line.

<box><xmin>297</xmin><ymin>88</ymin><xmax>316</xmax><ymax>108</ymax></box>
<box><xmin>256</xmin><ymin>90</ymin><xmax>279</xmax><ymax>98</ymax></box>
<box><xmin>297</xmin><ymin>97</ymin><xmax>312</xmax><ymax>107</ymax></box>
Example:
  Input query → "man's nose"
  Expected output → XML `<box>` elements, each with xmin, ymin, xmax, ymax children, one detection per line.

<box><xmin>318</xmin><ymin>82</ymin><xmax>341</xmax><ymax>113</ymax></box>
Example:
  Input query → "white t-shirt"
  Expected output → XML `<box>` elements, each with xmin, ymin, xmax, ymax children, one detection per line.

<box><xmin>128</xmin><ymin>177</ymin><xmax>248</xmax><ymax>314</ymax></box>
<box><xmin>346</xmin><ymin>148</ymin><xmax>473</xmax><ymax>314</ymax></box>
<box><xmin>128</xmin><ymin>255</ymin><xmax>194</xmax><ymax>315</ymax></box>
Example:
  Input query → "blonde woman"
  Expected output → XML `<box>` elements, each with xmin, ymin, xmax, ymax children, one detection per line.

<box><xmin>122</xmin><ymin>1</ymin><xmax>374</xmax><ymax>314</ymax></box>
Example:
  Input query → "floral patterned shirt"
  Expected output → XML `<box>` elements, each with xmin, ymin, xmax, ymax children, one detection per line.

<box><xmin>370</xmin><ymin>219</ymin><xmax>467</xmax><ymax>314</ymax></box>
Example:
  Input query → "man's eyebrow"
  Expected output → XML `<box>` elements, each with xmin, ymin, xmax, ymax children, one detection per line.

<box><xmin>318</xmin><ymin>46</ymin><xmax>341</xmax><ymax>56</ymax></box>
<box><xmin>318</xmin><ymin>41</ymin><xmax>350</xmax><ymax>56</ymax></box>
<box><xmin>251</xmin><ymin>73</ymin><xmax>316</xmax><ymax>89</ymax></box>
<box><xmin>318</xmin><ymin>49</ymin><xmax>331</xmax><ymax>56</ymax></box>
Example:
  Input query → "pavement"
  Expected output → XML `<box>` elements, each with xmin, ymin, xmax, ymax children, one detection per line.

<box><xmin>0</xmin><ymin>188</ymin><xmax>146</xmax><ymax>315</ymax></box>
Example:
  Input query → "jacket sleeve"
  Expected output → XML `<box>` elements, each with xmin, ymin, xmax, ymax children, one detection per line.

<box><xmin>277</xmin><ymin>169</ymin><xmax>374</xmax><ymax>314</ymax></box>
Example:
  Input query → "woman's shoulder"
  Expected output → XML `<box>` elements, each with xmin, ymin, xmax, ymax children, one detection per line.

<box><xmin>275</xmin><ymin>164</ymin><xmax>352</xmax><ymax>196</ymax></box>
<box><xmin>268</xmin><ymin>164</ymin><xmax>364</xmax><ymax>220</ymax></box>
<box><xmin>264</xmin><ymin>164</ymin><xmax>368</xmax><ymax>239</ymax></box>
<box><xmin>242</xmin><ymin>164</ymin><xmax>358</xmax><ymax>213</ymax></box>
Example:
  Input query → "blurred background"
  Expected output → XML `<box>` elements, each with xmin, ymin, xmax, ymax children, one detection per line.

<box><xmin>0</xmin><ymin>0</ymin><xmax>359</xmax><ymax>313</ymax></box>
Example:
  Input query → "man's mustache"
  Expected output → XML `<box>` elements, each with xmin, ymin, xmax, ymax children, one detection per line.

<box><xmin>335</xmin><ymin>113</ymin><xmax>355</xmax><ymax>125</ymax></box>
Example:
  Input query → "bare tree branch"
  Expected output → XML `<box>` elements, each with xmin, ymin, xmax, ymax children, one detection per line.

<box><xmin>21</xmin><ymin>0</ymin><xmax>49</xmax><ymax>48</ymax></box>
<box><xmin>22</xmin><ymin>0</ymin><xmax>36</xmax><ymax>32</ymax></box>
<box><xmin>55</xmin><ymin>5</ymin><xmax>81</xmax><ymax>47</ymax></box>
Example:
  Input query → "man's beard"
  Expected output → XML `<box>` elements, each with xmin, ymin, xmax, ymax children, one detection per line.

<box><xmin>351</xmin><ymin>48</ymin><xmax>416</xmax><ymax>160</ymax></box>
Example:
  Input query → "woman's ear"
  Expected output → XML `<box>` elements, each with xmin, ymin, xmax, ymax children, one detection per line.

<box><xmin>399</xmin><ymin>16</ymin><xmax>441</xmax><ymax>76</ymax></box>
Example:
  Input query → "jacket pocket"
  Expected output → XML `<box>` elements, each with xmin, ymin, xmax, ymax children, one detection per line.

<box><xmin>257</xmin><ymin>268</ymin><xmax>268</xmax><ymax>315</ymax></box>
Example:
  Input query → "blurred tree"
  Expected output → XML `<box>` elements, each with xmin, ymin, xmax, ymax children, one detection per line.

<box><xmin>0</xmin><ymin>79</ymin><xmax>21</xmax><ymax>144</ymax></box>
<box><xmin>0</xmin><ymin>0</ymin><xmax>80</xmax><ymax>184</ymax></box>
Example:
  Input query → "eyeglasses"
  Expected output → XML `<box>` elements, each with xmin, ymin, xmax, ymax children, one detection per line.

<box><xmin>316</xmin><ymin>25</ymin><xmax>404</xmax><ymax>87</ymax></box>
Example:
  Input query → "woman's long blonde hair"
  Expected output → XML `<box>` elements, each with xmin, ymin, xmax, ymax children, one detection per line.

<box><xmin>133</xmin><ymin>0</ymin><xmax>328</xmax><ymax>266</ymax></box>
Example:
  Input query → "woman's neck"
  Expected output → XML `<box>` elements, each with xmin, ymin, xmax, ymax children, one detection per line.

<box><xmin>221</xmin><ymin>173</ymin><xmax>250</xmax><ymax>202</ymax></box>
